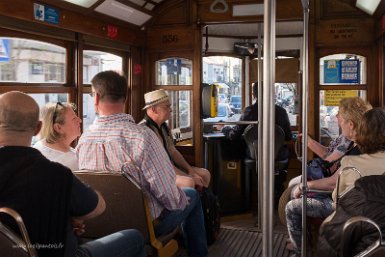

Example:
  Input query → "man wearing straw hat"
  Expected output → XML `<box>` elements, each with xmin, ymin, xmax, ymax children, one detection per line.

<box><xmin>140</xmin><ymin>89</ymin><xmax>211</xmax><ymax>190</ymax></box>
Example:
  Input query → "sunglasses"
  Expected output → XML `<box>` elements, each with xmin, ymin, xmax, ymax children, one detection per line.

<box><xmin>52</xmin><ymin>102</ymin><xmax>64</xmax><ymax>125</ymax></box>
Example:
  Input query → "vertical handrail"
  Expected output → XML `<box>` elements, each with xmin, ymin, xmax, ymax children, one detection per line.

<box><xmin>262</xmin><ymin>0</ymin><xmax>276</xmax><ymax>256</ymax></box>
<box><xmin>256</xmin><ymin>22</ymin><xmax>263</xmax><ymax>230</ymax></box>
<box><xmin>300</xmin><ymin>1</ymin><xmax>310</xmax><ymax>257</ymax></box>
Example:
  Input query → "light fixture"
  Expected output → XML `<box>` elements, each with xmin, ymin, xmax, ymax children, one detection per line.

<box><xmin>356</xmin><ymin>0</ymin><xmax>381</xmax><ymax>15</ymax></box>
<box><xmin>233</xmin><ymin>4</ymin><xmax>264</xmax><ymax>17</ymax></box>
<box><xmin>63</xmin><ymin>0</ymin><xmax>99</xmax><ymax>8</ymax></box>
<box><xmin>95</xmin><ymin>0</ymin><xmax>151</xmax><ymax>26</ymax></box>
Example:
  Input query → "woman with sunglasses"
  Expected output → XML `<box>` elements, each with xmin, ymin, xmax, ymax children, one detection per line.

<box><xmin>34</xmin><ymin>102</ymin><xmax>82</xmax><ymax>171</ymax></box>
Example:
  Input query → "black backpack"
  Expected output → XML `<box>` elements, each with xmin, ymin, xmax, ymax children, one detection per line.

<box><xmin>200</xmin><ymin>188</ymin><xmax>220</xmax><ymax>245</ymax></box>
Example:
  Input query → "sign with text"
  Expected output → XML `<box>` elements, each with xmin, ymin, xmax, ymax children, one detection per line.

<box><xmin>340</xmin><ymin>60</ymin><xmax>359</xmax><ymax>83</ymax></box>
<box><xmin>34</xmin><ymin>3</ymin><xmax>60</xmax><ymax>25</ymax></box>
<box><xmin>324</xmin><ymin>90</ymin><xmax>358</xmax><ymax>106</ymax></box>
<box><xmin>0</xmin><ymin>39</ymin><xmax>10</xmax><ymax>63</ymax></box>
<box><xmin>324</xmin><ymin>59</ymin><xmax>360</xmax><ymax>84</ymax></box>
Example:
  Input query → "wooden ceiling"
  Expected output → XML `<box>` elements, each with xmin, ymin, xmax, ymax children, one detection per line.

<box><xmin>36</xmin><ymin>0</ymin><xmax>385</xmax><ymax>35</ymax></box>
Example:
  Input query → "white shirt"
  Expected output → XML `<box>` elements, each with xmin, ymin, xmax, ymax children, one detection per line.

<box><xmin>34</xmin><ymin>140</ymin><xmax>79</xmax><ymax>171</ymax></box>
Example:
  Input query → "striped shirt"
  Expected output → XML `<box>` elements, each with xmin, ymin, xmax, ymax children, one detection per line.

<box><xmin>76</xmin><ymin>113</ymin><xmax>188</xmax><ymax>220</ymax></box>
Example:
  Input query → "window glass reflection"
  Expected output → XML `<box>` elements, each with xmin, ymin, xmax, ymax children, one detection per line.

<box><xmin>156</xmin><ymin>58</ymin><xmax>192</xmax><ymax>85</ymax></box>
<box><xmin>0</xmin><ymin>38</ymin><xmax>66</xmax><ymax>83</ymax></box>
<box><xmin>83</xmin><ymin>50</ymin><xmax>122</xmax><ymax>84</ymax></box>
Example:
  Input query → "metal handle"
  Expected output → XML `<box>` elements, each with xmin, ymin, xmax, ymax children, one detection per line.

<box><xmin>0</xmin><ymin>207</ymin><xmax>38</xmax><ymax>257</ymax></box>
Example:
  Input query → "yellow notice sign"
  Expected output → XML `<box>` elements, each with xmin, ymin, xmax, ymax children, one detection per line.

<box><xmin>324</xmin><ymin>90</ymin><xmax>358</xmax><ymax>106</ymax></box>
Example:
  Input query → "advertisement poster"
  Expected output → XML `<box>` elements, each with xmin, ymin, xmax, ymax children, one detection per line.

<box><xmin>324</xmin><ymin>59</ymin><xmax>360</xmax><ymax>84</ymax></box>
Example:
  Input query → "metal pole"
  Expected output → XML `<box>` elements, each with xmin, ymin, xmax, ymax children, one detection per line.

<box><xmin>245</xmin><ymin>56</ymin><xmax>250</xmax><ymax>107</ymax></box>
<box><xmin>257</xmin><ymin>22</ymin><xmax>263</xmax><ymax>230</ymax></box>
<box><xmin>301</xmin><ymin>1</ymin><xmax>310</xmax><ymax>257</ymax></box>
<box><xmin>262</xmin><ymin>0</ymin><xmax>275</xmax><ymax>256</ymax></box>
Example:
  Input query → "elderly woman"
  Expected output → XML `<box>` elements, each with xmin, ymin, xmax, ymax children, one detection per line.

<box><xmin>332</xmin><ymin>107</ymin><xmax>385</xmax><ymax>201</ymax></box>
<box><xmin>285</xmin><ymin>97</ymin><xmax>372</xmax><ymax>257</ymax></box>
<box><xmin>34</xmin><ymin>102</ymin><xmax>82</xmax><ymax>171</ymax></box>
<box><xmin>317</xmin><ymin>107</ymin><xmax>385</xmax><ymax>257</ymax></box>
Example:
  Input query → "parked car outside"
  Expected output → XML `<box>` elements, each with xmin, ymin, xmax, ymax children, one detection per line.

<box><xmin>229</xmin><ymin>95</ymin><xmax>242</xmax><ymax>114</ymax></box>
<box><xmin>203</xmin><ymin>103</ymin><xmax>234</xmax><ymax>123</ymax></box>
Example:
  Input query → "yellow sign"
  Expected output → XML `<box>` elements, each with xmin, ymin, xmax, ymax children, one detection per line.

<box><xmin>324</xmin><ymin>90</ymin><xmax>358</xmax><ymax>106</ymax></box>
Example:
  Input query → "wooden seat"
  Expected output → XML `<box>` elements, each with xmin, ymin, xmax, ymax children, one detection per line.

<box><xmin>0</xmin><ymin>207</ymin><xmax>38</xmax><ymax>257</ymax></box>
<box><xmin>74</xmin><ymin>171</ymin><xmax>179</xmax><ymax>257</ymax></box>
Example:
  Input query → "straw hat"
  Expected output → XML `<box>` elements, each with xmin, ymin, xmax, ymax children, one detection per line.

<box><xmin>143</xmin><ymin>89</ymin><xmax>169</xmax><ymax>110</ymax></box>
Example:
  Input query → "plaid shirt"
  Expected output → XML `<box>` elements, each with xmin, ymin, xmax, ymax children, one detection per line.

<box><xmin>76</xmin><ymin>113</ymin><xmax>188</xmax><ymax>219</ymax></box>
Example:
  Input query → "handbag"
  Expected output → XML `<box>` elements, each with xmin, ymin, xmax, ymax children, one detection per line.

<box><xmin>306</xmin><ymin>157</ymin><xmax>335</xmax><ymax>180</ymax></box>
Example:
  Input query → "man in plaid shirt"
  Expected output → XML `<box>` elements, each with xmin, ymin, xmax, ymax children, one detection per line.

<box><xmin>76</xmin><ymin>71</ymin><xmax>208</xmax><ymax>257</ymax></box>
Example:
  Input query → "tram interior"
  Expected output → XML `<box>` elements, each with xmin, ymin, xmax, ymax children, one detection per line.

<box><xmin>1</xmin><ymin>0</ymin><xmax>385</xmax><ymax>256</ymax></box>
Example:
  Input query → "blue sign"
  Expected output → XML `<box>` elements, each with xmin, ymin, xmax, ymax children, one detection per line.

<box><xmin>340</xmin><ymin>60</ymin><xmax>360</xmax><ymax>84</ymax></box>
<box><xmin>324</xmin><ymin>59</ymin><xmax>360</xmax><ymax>84</ymax></box>
<box><xmin>0</xmin><ymin>39</ymin><xmax>10</xmax><ymax>63</ymax></box>
<box><xmin>34</xmin><ymin>3</ymin><xmax>59</xmax><ymax>25</ymax></box>
<box><xmin>324</xmin><ymin>60</ymin><xmax>340</xmax><ymax>83</ymax></box>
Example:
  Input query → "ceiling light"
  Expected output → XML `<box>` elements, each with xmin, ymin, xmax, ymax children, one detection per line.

<box><xmin>233</xmin><ymin>4</ymin><xmax>264</xmax><ymax>17</ymax></box>
<box><xmin>63</xmin><ymin>0</ymin><xmax>98</xmax><ymax>8</ymax></box>
<box><xmin>95</xmin><ymin>0</ymin><xmax>151</xmax><ymax>26</ymax></box>
<box><xmin>356</xmin><ymin>0</ymin><xmax>381</xmax><ymax>15</ymax></box>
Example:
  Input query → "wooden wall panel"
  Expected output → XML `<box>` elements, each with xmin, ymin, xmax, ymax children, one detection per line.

<box><xmin>0</xmin><ymin>0</ymin><xmax>145</xmax><ymax>46</ymax></box>
<box><xmin>316</xmin><ymin>19</ymin><xmax>375</xmax><ymax>46</ymax></box>
<box><xmin>249</xmin><ymin>58</ymin><xmax>299</xmax><ymax>83</ymax></box>
<box><xmin>147</xmin><ymin>26</ymin><xmax>196</xmax><ymax>51</ymax></box>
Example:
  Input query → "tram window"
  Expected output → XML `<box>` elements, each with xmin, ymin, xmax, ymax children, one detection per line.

<box><xmin>82</xmin><ymin>93</ymin><xmax>96</xmax><ymax>131</ymax></box>
<box><xmin>319</xmin><ymin>90</ymin><xmax>367</xmax><ymax>145</ymax></box>
<box><xmin>202</xmin><ymin>56</ymin><xmax>242</xmax><ymax>122</ymax></box>
<box><xmin>0</xmin><ymin>38</ymin><xmax>66</xmax><ymax>83</ymax></box>
<box><xmin>156</xmin><ymin>58</ymin><xmax>192</xmax><ymax>85</ymax></box>
<box><xmin>165</xmin><ymin>90</ymin><xmax>192</xmax><ymax>144</ymax></box>
<box><xmin>275</xmin><ymin>83</ymin><xmax>298</xmax><ymax>126</ymax></box>
<box><xmin>319</xmin><ymin>54</ymin><xmax>366</xmax><ymax>85</ymax></box>
<box><xmin>83</xmin><ymin>50</ymin><xmax>122</xmax><ymax>84</ymax></box>
<box><xmin>154</xmin><ymin>57</ymin><xmax>193</xmax><ymax>145</ymax></box>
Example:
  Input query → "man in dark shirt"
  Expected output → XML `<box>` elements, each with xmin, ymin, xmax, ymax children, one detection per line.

<box><xmin>221</xmin><ymin>82</ymin><xmax>292</xmax><ymax>142</ymax></box>
<box><xmin>0</xmin><ymin>91</ymin><xmax>145</xmax><ymax>257</ymax></box>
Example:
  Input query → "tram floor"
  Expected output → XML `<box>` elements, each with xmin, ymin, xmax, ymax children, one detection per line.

<box><xmin>175</xmin><ymin>212</ymin><xmax>292</xmax><ymax>257</ymax></box>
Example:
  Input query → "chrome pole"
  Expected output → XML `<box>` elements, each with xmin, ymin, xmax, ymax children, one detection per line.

<box><xmin>262</xmin><ymin>0</ymin><xmax>275</xmax><ymax>256</ymax></box>
<box><xmin>257</xmin><ymin>22</ymin><xmax>263</xmax><ymax>230</ymax></box>
<box><xmin>301</xmin><ymin>1</ymin><xmax>310</xmax><ymax>257</ymax></box>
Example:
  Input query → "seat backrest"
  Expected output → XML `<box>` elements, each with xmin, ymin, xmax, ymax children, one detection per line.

<box><xmin>242</xmin><ymin>124</ymin><xmax>258</xmax><ymax>160</ymax></box>
<box><xmin>242</xmin><ymin>124</ymin><xmax>287</xmax><ymax>161</ymax></box>
<box><xmin>274</xmin><ymin>125</ymin><xmax>286</xmax><ymax>160</ymax></box>
<box><xmin>74</xmin><ymin>171</ymin><xmax>151</xmax><ymax>241</ymax></box>
<box><xmin>75</xmin><ymin>171</ymin><xmax>179</xmax><ymax>257</ymax></box>
<box><xmin>0</xmin><ymin>207</ymin><xmax>38</xmax><ymax>257</ymax></box>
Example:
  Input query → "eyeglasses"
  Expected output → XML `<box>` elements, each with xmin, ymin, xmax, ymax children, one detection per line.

<box><xmin>52</xmin><ymin>102</ymin><xmax>64</xmax><ymax>125</ymax></box>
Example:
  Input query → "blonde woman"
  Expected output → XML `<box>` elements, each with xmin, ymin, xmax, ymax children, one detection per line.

<box><xmin>285</xmin><ymin>97</ymin><xmax>372</xmax><ymax>257</ymax></box>
<box><xmin>34</xmin><ymin>102</ymin><xmax>82</xmax><ymax>171</ymax></box>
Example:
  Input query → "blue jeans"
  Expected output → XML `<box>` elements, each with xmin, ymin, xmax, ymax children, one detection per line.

<box><xmin>77</xmin><ymin>229</ymin><xmax>145</xmax><ymax>257</ymax></box>
<box><xmin>285</xmin><ymin>197</ymin><xmax>334</xmax><ymax>256</ymax></box>
<box><xmin>154</xmin><ymin>187</ymin><xmax>208</xmax><ymax>257</ymax></box>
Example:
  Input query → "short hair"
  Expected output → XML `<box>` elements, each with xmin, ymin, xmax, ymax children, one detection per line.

<box><xmin>338</xmin><ymin>97</ymin><xmax>372</xmax><ymax>130</ymax></box>
<box><xmin>356</xmin><ymin>108</ymin><xmax>385</xmax><ymax>154</ymax></box>
<box><xmin>39</xmin><ymin>102</ymin><xmax>76</xmax><ymax>143</ymax></box>
<box><xmin>0</xmin><ymin>96</ymin><xmax>39</xmax><ymax>133</ymax></box>
<box><xmin>91</xmin><ymin>70</ymin><xmax>128</xmax><ymax>103</ymax></box>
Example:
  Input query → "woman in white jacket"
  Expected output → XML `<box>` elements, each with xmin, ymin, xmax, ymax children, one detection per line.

<box><xmin>34</xmin><ymin>102</ymin><xmax>82</xmax><ymax>171</ymax></box>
